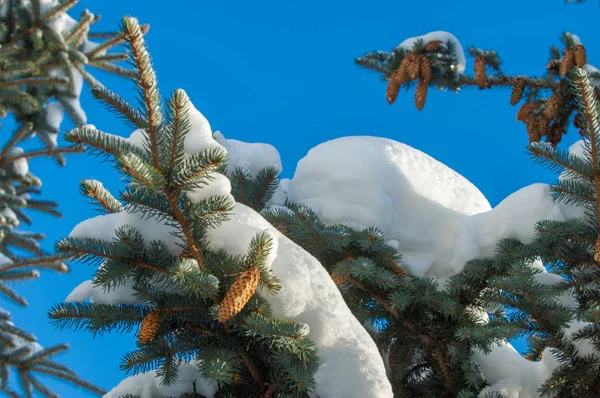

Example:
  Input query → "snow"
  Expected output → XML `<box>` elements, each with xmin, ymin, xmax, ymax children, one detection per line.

<box><xmin>183</xmin><ymin>103</ymin><xmax>225</xmax><ymax>155</ymax></box>
<box><xmin>281</xmin><ymin>136</ymin><xmax>586</xmax><ymax>283</ymax></box>
<box><xmin>69</xmin><ymin>212</ymin><xmax>183</xmax><ymax>256</ymax></box>
<box><xmin>68</xmin><ymin>105</ymin><xmax>393</xmax><ymax>397</ymax></box>
<box><xmin>6</xmin><ymin>147</ymin><xmax>29</xmax><ymax>176</ymax></box>
<box><xmin>266</xmin><ymin>177</ymin><xmax>290</xmax><ymax>207</ymax></box>
<box><xmin>449</xmin><ymin>184</ymin><xmax>585</xmax><ymax>278</ymax></box>
<box><xmin>32</xmin><ymin>0</ymin><xmax>79</xmax><ymax>34</ymax></box>
<box><xmin>567</xmin><ymin>32</ymin><xmax>582</xmax><ymax>45</ymax></box>
<box><xmin>282</xmin><ymin>136</ymin><xmax>491</xmax><ymax>279</ymax></box>
<box><xmin>214</xmin><ymin>131</ymin><xmax>282</xmax><ymax>176</ymax></box>
<box><xmin>186</xmin><ymin>172</ymin><xmax>233</xmax><ymax>204</ymax></box>
<box><xmin>104</xmin><ymin>360</ymin><xmax>217</xmax><ymax>398</ymax></box>
<box><xmin>45</xmin><ymin>102</ymin><xmax>64</xmax><ymax>133</ymax></box>
<box><xmin>397</xmin><ymin>31</ymin><xmax>467</xmax><ymax>74</ymax></box>
<box><xmin>44</xmin><ymin>102</ymin><xmax>64</xmax><ymax>147</ymax></box>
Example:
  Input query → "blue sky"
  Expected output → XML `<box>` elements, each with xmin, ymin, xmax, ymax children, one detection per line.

<box><xmin>4</xmin><ymin>0</ymin><xmax>599</xmax><ymax>396</ymax></box>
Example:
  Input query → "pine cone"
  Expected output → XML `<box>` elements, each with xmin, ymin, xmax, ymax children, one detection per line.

<box><xmin>574</xmin><ymin>113</ymin><xmax>582</xmax><ymax>129</ymax></box>
<box><xmin>574</xmin><ymin>112</ymin><xmax>586</xmax><ymax>137</ymax></box>
<box><xmin>407</xmin><ymin>52</ymin><xmax>420</xmax><ymax>80</ymax></box>
<box><xmin>394</xmin><ymin>58</ymin><xmax>411</xmax><ymax>86</ymax></box>
<box><xmin>525</xmin><ymin>117</ymin><xmax>541</xmax><ymax>144</ymax></box>
<box><xmin>543</xmin><ymin>93</ymin><xmax>561</xmax><ymax>119</ymax></box>
<box><xmin>331</xmin><ymin>273</ymin><xmax>345</xmax><ymax>286</ymax></box>
<box><xmin>517</xmin><ymin>103</ymin><xmax>536</xmax><ymax>122</ymax></box>
<box><xmin>420</xmin><ymin>54</ymin><xmax>432</xmax><ymax>83</ymax></box>
<box><xmin>423</xmin><ymin>40</ymin><xmax>443</xmax><ymax>53</ymax></box>
<box><xmin>386</xmin><ymin>79</ymin><xmax>401</xmax><ymax>104</ymax></box>
<box><xmin>547</xmin><ymin>122</ymin><xmax>564</xmax><ymax>146</ymax></box>
<box><xmin>139</xmin><ymin>309</ymin><xmax>162</xmax><ymax>345</ymax></box>
<box><xmin>388</xmin><ymin>343</ymin><xmax>398</xmax><ymax>373</ymax></box>
<box><xmin>415</xmin><ymin>80</ymin><xmax>428</xmax><ymax>111</ymax></box>
<box><xmin>510</xmin><ymin>78</ymin><xmax>526</xmax><ymax>106</ymax></box>
<box><xmin>595</xmin><ymin>236</ymin><xmax>600</xmax><ymax>264</ymax></box>
<box><xmin>560</xmin><ymin>50</ymin><xmax>575</xmax><ymax>77</ymax></box>
<box><xmin>474</xmin><ymin>55</ymin><xmax>487</xmax><ymax>87</ymax></box>
<box><xmin>218</xmin><ymin>267</ymin><xmax>261</xmax><ymax>323</ymax></box>
<box><xmin>538</xmin><ymin>115</ymin><xmax>551</xmax><ymax>137</ymax></box>
<box><xmin>573</xmin><ymin>44</ymin><xmax>587</xmax><ymax>67</ymax></box>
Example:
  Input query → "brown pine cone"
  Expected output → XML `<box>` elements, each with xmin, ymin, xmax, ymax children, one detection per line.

<box><xmin>394</xmin><ymin>57</ymin><xmax>411</xmax><ymax>86</ymax></box>
<box><xmin>388</xmin><ymin>343</ymin><xmax>398</xmax><ymax>373</ymax></box>
<box><xmin>139</xmin><ymin>309</ymin><xmax>162</xmax><ymax>345</ymax></box>
<box><xmin>331</xmin><ymin>273</ymin><xmax>346</xmax><ymax>286</ymax></box>
<box><xmin>510</xmin><ymin>78</ymin><xmax>526</xmax><ymax>106</ymax></box>
<box><xmin>595</xmin><ymin>236</ymin><xmax>600</xmax><ymax>264</ymax></box>
<box><xmin>538</xmin><ymin>115</ymin><xmax>551</xmax><ymax>137</ymax></box>
<box><xmin>574</xmin><ymin>113</ymin><xmax>588</xmax><ymax>136</ymax></box>
<box><xmin>560</xmin><ymin>50</ymin><xmax>575</xmax><ymax>77</ymax></box>
<box><xmin>542</xmin><ymin>93</ymin><xmax>561</xmax><ymax>120</ymax></box>
<box><xmin>407</xmin><ymin>52</ymin><xmax>420</xmax><ymax>80</ymax></box>
<box><xmin>547</xmin><ymin>122</ymin><xmax>564</xmax><ymax>146</ymax></box>
<box><xmin>386</xmin><ymin>79</ymin><xmax>401</xmax><ymax>104</ymax></box>
<box><xmin>420</xmin><ymin>55</ymin><xmax>432</xmax><ymax>83</ymax></box>
<box><xmin>218</xmin><ymin>267</ymin><xmax>261</xmax><ymax>323</ymax></box>
<box><xmin>525</xmin><ymin>117</ymin><xmax>541</xmax><ymax>144</ymax></box>
<box><xmin>517</xmin><ymin>103</ymin><xmax>536</xmax><ymax>122</ymax></box>
<box><xmin>573</xmin><ymin>44</ymin><xmax>587</xmax><ymax>67</ymax></box>
<box><xmin>423</xmin><ymin>40</ymin><xmax>443</xmax><ymax>52</ymax></box>
<box><xmin>415</xmin><ymin>80</ymin><xmax>428</xmax><ymax>111</ymax></box>
<box><xmin>474</xmin><ymin>55</ymin><xmax>487</xmax><ymax>87</ymax></box>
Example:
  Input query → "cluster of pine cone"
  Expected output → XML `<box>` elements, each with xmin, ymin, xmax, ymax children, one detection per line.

<box><xmin>512</xmin><ymin>44</ymin><xmax>588</xmax><ymax>145</ymax></box>
<box><xmin>137</xmin><ymin>267</ymin><xmax>261</xmax><ymax>344</ymax></box>
<box><xmin>386</xmin><ymin>40</ymin><xmax>441</xmax><ymax>110</ymax></box>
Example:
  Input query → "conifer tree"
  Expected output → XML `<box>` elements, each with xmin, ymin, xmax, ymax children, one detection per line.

<box><xmin>226</xmin><ymin>38</ymin><xmax>600</xmax><ymax>398</ymax></box>
<box><xmin>49</xmin><ymin>16</ymin><xmax>319</xmax><ymax>398</ymax></box>
<box><xmin>0</xmin><ymin>0</ymin><xmax>144</xmax><ymax>396</ymax></box>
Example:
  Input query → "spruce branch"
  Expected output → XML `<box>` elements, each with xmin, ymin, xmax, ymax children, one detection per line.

<box><xmin>0</xmin><ymin>146</ymin><xmax>84</xmax><ymax>166</ymax></box>
<box><xmin>91</xmin><ymin>85</ymin><xmax>148</xmax><ymax>130</ymax></box>
<box><xmin>7</xmin><ymin>0</ymin><xmax>78</xmax><ymax>44</ymax></box>
<box><xmin>568</xmin><ymin>68</ymin><xmax>600</xmax><ymax>228</ymax></box>
<box><xmin>120</xmin><ymin>16</ymin><xmax>162</xmax><ymax>168</ymax></box>
<box><xmin>80</xmin><ymin>179</ymin><xmax>124</xmax><ymax>214</ymax></box>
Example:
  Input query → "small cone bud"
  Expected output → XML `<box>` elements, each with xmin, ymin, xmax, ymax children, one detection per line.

<box><xmin>510</xmin><ymin>78</ymin><xmax>526</xmax><ymax>106</ymax></box>
<box><xmin>218</xmin><ymin>267</ymin><xmax>261</xmax><ymax>323</ymax></box>
<box><xmin>594</xmin><ymin>236</ymin><xmax>600</xmax><ymax>264</ymax></box>
<box><xmin>573</xmin><ymin>44</ymin><xmax>587</xmax><ymax>67</ymax></box>
<box><xmin>423</xmin><ymin>40</ymin><xmax>443</xmax><ymax>52</ymax></box>
<box><xmin>415</xmin><ymin>80</ymin><xmax>428</xmax><ymax>111</ymax></box>
<box><xmin>474</xmin><ymin>55</ymin><xmax>487</xmax><ymax>87</ymax></box>
<box><xmin>407</xmin><ymin>53</ymin><xmax>420</xmax><ymax>80</ymax></box>
<box><xmin>420</xmin><ymin>55</ymin><xmax>432</xmax><ymax>83</ymax></box>
<box><xmin>543</xmin><ymin>93</ymin><xmax>561</xmax><ymax>119</ymax></box>
<box><xmin>139</xmin><ymin>310</ymin><xmax>162</xmax><ymax>345</ymax></box>
<box><xmin>560</xmin><ymin>50</ymin><xmax>575</xmax><ymax>77</ymax></box>
<box><xmin>386</xmin><ymin>79</ymin><xmax>400</xmax><ymax>104</ymax></box>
